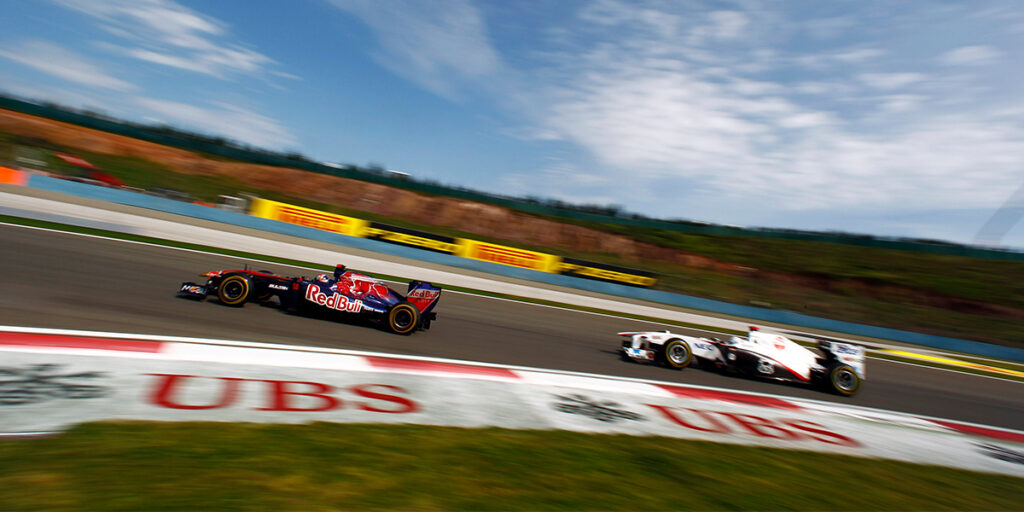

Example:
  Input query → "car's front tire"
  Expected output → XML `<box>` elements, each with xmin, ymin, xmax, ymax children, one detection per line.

<box><xmin>826</xmin><ymin>363</ymin><xmax>861</xmax><ymax>396</ymax></box>
<box><xmin>660</xmin><ymin>339</ymin><xmax>693</xmax><ymax>369</ymax></box>
<box><xmin>217</xmin><ymin>275</ymin><xmax>252</xmax><ymax>307</ymax></box>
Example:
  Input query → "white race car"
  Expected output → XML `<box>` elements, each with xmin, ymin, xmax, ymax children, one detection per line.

<box><xmin>618</xmin><ymin>326</ymin><xmax>865</xmax><ymax>396</ymax></box>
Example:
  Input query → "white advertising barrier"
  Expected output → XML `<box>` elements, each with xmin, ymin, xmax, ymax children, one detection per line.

<box><xmin>2</xmin><ymin>326</ymin><xmax>1023</xmax><ymax>478</ymax></box>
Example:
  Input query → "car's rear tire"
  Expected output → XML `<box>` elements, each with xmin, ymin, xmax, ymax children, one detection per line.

<box><xmin>661</xmin><ymin>339</ymin><xmax>692</xmax><ymax>369</ymax></box>
<box><xmin>387</xmin><ymin>303</ymin><xmax>420</xmax><ymax>335</ymax></box>
<box><xmin>217</xmin><ymin>275</ymin><xmax>252</xmax><ymax>306</ymax></box>
<box><xmin>826</xmin><ymin>363</ymin><xmax>861</xmax><ymax>396</ymax></box>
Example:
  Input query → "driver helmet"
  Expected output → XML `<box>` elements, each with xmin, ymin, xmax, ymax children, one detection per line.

<box><xmin>338</xmin><ymin>273</ymin><xmax>360</xmax><ymax>295</ymax></box>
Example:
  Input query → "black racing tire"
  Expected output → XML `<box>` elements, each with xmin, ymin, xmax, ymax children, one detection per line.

<box><xmin>217</xmin><ymin>275</ymin><xmax>252</xmax><ymax>307</ymax></box>
<box><xmin>387</xmin><ymin>302</ymin><xmax>420</xmax><ymax>335</ymax></box>
<box><xmin>661</xmin><ymin>339</ymin><xmax>693</xmax><ymax>369</ymax></box>
<box><xmin>826</xmin><ymin>363</ymin><xmax>861</xmax><ymax>396</ymax></box>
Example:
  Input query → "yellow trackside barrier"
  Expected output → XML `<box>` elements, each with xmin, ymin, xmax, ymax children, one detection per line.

<box><xmin>457</xmin><ymin>239</ymin><xmax>560</xmax><ymax>273</ymax></box>
<box><xmin>246</xmin><ymin>198</ymin><xmax>658</xmax><ymax>287</ymax></box>
<box><xmin>249</xmin><ymin>198</ymin><xmax>367</xmax><ymax>237</ymax></box>
<box><xmin>362</xmin><ymin>224</ymin><xmax>459</xmax><ymax>254</ymax></box>
<box><xmin>554</xmin><ymin>260</ymin><xmax>658</xmax><ymax>287</ymax></box>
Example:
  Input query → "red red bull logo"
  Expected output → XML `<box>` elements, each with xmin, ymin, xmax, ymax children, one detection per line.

<box><xmin>304</xmin><ymin>285</ymin><xmax>364</xmax><ymax>313</ymax></box>
<box><xmin>407</xmin><ymin>287</ymin><xmax>439</xmax><ymax>312</ymax></box>
<box><xmin>407</xmin><ymin>288</ymin><xmax>439</xmax><ymax>302</ymax></box>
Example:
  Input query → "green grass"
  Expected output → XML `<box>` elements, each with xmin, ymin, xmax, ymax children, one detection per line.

<box><xmin>0</xmin><ymin>422</ymin><xmax>1020</xmax><ymax>511</ymax></box>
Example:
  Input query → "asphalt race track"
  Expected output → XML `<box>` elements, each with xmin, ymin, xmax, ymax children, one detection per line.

<box><xmin>2</xmin><ymin>222</ymin><xmax>1022</xmax><ymax>430</ymax></box>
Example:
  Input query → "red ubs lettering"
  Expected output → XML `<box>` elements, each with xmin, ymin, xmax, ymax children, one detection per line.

<box><xmin>147</xmin><ymin>374</ymin><xmax>418</xmax><ymax>413</ymax></box>
<box><xmin>645</xmin><ymin>404</ymin><xmax>861</xmax><ymax>447</ymax></box>
<box><xmin>257</xmin><ymin>380</ymin><xmax>340</xmax><ymax>411</ymax></box>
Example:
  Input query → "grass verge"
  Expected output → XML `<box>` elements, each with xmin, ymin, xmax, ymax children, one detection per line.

<box><xmin>0</xmin><ymin>422</ymin><xmax>1021</xmax><ymax>511</ymax></box>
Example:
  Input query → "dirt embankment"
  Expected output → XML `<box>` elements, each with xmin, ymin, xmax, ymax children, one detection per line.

<box><xmin>0</xmin><ymin>108</ymin><xmax>742</xmax><ymax>271</ymax></box>
<box><xmin>1</xmin><ymin>108</ymin><xmax>1019</xmax><ymax>319</ymax></box>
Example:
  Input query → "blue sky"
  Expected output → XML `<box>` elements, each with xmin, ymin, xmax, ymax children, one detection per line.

<box><xmin>3</xmin><ymin>0</ymin><xmax>1024</xmax><ymax>249</ymax></box>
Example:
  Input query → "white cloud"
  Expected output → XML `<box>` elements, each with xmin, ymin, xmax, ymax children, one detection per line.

<box><xmin>686</xmin><ymin>10</ymin><xmax>749</xmax><ymax>45</ymax></box>
<box><xmin>778</xmin><ymin>112</ymin><xmax>837</xmax><ymax>129</ymax></box>
<box><xmin>707</xmin><ymin>11</ymin><xmax>748</xmax><ymax>40</ymax></box>
<box><xmin>858</xmin><ymin>72</ymin><xmax>927</xmax><ymax>89</ymax></box>
<box><xmin>876</xmin><ymin>94</ymin><xmax>927</xmax><ymax>113</ymax></box>
<box><xmin>796</xmin><ymin>48</ymin><xmax>885</xmax><ymax>69</ymax></box>
<box><xmin>578</xmin><ymin>0</ymin><xmax>639</xmax><ymax>26</ymax></box>
<box><xmin>728</xmin><ymin>78</ymin><xmax>782</xmax><ymax>96</ymax></box>
<box><xmin>752</xmin><ymin>119</ymin><xmax>1024</xmax><ymax>211</ymax></box>
<box><xmin>834</xmin><ymin>48</ymin><xmax>885</xmax><ymax>63</ymax></box>
<box><xmin>52</xmin><ymin>0</ymin><xmax>276</xmax><ymax>79</ymax></box>
<box><xmin>0</xmin><ymin>40</ymin><xmax>134</xmax><ymax>91</ymax></box>
<box><xmin>135</xmin><ymin>98</ymin><xmax>298</xmax><ymax>150</ymax></box>
<box><xmin>319</xmin><ymin>1</ymin><xmax>1023</xmax><ymax>243</ymax></box>
<box><xmin>510</xmin><ymin>1</ymin><xmax>1024</xmax><ymax>228</ymax></box>
<box><xmin>327</xmin><ymin>0</ymin><xmax>500</xmax><ymax>100</ymax></box>
<box><xmin>122</xmin><ymin>45</ymin><xmax>270</xmax><ymax>78</ymax></box>
<box><xmin>793</xmin><ymin>82</ymin><xmax>830</xmax><ymax>95</ymax></box>
<box><xmin>801</xmin><ymin>16</ymin><xmax>856</xmax><ymax>40</ymax></box>
<box><xmin>940</xmin><ymin>45</ymin><xmax>1001</xmax><ymax>66</ymax></box>
<box><xmin>545</xmin><ymin>70</ymin><xmax>785</xmax><ymax>173</ymax></box>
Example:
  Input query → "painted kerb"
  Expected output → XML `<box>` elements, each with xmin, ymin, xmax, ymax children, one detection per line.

<box><xmin>2</xmin><ymin>329</ymin><xmax>1023</xmax><ymax>478</ymax></box>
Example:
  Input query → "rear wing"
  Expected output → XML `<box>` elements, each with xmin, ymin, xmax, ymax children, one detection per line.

<box><xmin>406</xmin><ymin>281</ymin><xmax>441</xmax><ymax>315</ymax></box>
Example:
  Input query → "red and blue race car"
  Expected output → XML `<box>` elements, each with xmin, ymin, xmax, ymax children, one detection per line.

<box><xmin>178</xmin><ymin>264</ymin><xmax>440</xmax><ymax>335</ymax></box>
